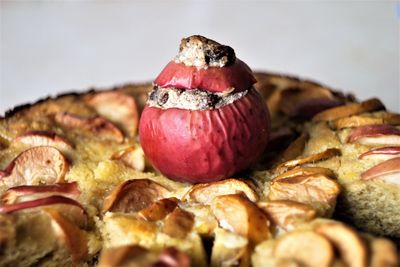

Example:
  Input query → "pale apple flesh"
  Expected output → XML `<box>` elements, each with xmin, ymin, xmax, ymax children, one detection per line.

<box><xmin>347</xmin><ymin>124</ymin><xmax>400</xmax><ymax>146</ymax></box>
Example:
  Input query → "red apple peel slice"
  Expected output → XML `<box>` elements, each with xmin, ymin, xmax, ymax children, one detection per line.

<box><xmin>347</xmin><ymin>125</ymin><xmax>400</xmax><ymax>146</ymax></box>
<box><xmin>361</xmin><ymin>157</ymin><xmax>400</xmax><ymax>185</ymax></box>
<box><xmin>358</xmin><ymin>146</ymin><xmax>400</xmax><ymax>160</ymax></box>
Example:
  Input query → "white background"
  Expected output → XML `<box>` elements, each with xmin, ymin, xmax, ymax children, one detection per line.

<box><xmin>1</xmin><ymin>1</ymin><xmax>399</xmax><ymax>114</ymax></box>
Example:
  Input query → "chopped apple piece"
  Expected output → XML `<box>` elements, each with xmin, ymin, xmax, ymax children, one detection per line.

<box><xmin>269</xmin><ymin>174</ymin><xmax>341</xmax><ymax>216</ymax></box>
<box><xmin>1</xmin><ymin>182</ymin><xmax>80</xmax><ymax>204</ymax></box>
<box><xmin>369</xmin><ymin>238</ymin><xmax>399</xmax><ymax>267</ymax></box>
<box><xmin>358</xmin><ymin>146</ymin><xmax>400</xmax><ymax>160</ymax></box>
<box><xmin>138</xmin><ymin>197</ymin><xmax>178</xmax><ymax>221</ymax></box>
<box><xmin>360</xmin><ymin>157</ymin><xmax>400</xmax><ymax>185</ymax></box>
<box><xmin>98</xmin><ymin>245</ymin><xmax>154</xmax><ymax>267</ymax></box>
<box><xmin>163</xmin><ymin>207</ymin><xmax>194</xmax><ymax>239</ymax></box>
<box><xmin>211</xmin><ymin>193</ymin><xmax>270</xmax><ymax>245</ymax></box>
<box><xmin>85</xmin><ymin>91</ymin><xmax>139</xmax><ymax>137</ymax></box>
<box><xmin>274</xmin><ymin>148</ymin><xmax>341</xmax><ymax>174</ymax></box>
<box><xmin>274</xmin><ymin>167</ymin><xmax>336</xmax><ymax>181</ymax></box>
<box><xmin>111</xmin><ymin>146</ymin><xmax>145</xmax><ymax>172</ymax></box>
<box><xmin>314</xmin><ymin>222</ymin><xmax>367</xmax><ymax>267</ymax></box>
<box><xmin>347</xmin><ymin>124</ymin><xmax>400</xmax><ymax>146</ymax></box>
<box><xmin>0</xmin><ymin>146</ymin><xmax>69</xmax><ymax>187</ymax></box>
<box><xmin>102</xmin><ymin>179</ymin><xmax>169</xmax><ymax>213</ymax></box>
<box><xmin>313</xmin><ymin>98</ymin><xmax>384</xmax><ymax>122</ymax></box>
<box><xmin>258</xmin><ymin>200</ymin><xmax>316</xmax><ymax>231</ymax></box>
<box><xmin>274</xmin><ymin>231</ymin><xmax>334</xmax><ymax>267</ymax></box>
<box><xmin>44</xmin><ymin>208</ymin><xmax>88</xmax><ymax>263</ymax></box>
<box><xmin>53</xmin><ymin>112</ymin><xmax>124</xmax><ymax>142</ymax></box>
<box><xmin>14</xmin><ymin>131</ymin><xmax>73</xmax><ymax>152</ymax></box>
<box><xmin>184</xmin><ymin>178</ymin><xmax>258</xmax><ymax>205</ymax></box>
<box><xmin>332</xmin><ymin>113</ymin><xmax>400</xmax><ymax>129</ymax></box>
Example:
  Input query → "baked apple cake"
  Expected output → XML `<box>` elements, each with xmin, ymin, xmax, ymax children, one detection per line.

<box><xmin>0</xmin><ymin>35</ymin><xmax>398</xmax><ymax>267</ymax></box>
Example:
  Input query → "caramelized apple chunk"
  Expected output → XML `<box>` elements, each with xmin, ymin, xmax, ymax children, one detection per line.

<box><xmin>111</xmin><ymin>146</ymin><xmax>146</xmax><ymax>172</ymax></box>
<box><xmin>163</xmin><ymin>207</ymin><xmax>195</xmax><ymax>239</ymax></box>
<box><xmin>138</xmin><ymin>197</ymin><xmax>179</xmax><ymax>222</ymax></box>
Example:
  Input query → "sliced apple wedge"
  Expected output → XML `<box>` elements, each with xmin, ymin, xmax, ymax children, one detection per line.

<box><xmin>360</xmin><ymin>157</ymin><xmax>400</xmax><ymax>185</ymax></box>
<box><xmin>278</xmin><ymin>133</ymin><xmax>309</xmax><ymax>163</ymax></box>
<box><xmin>211</xmin><ymin>193</ymin><xmax>270</xmax><ymax>245</ymax></box>
<box><xmin>269</xmin><ymin>174</ymin><xmax>341</xmax><ymax>216</ymax></box>
<box><xmin>85</xmin><ymin>91</ymin><xmax>139</xmax><ymax>137</ymax></box>
<box><xmin>43</xmin><ymin>208</ymin><xmax>88</xmax><ymax>264</ymax></box>
<box><xmin>111</xmin><ymin>146</ymin><xmax>145</xmax><ymax>172</ymax></box>
<box><xmin>274</xmin><ymin>148</ymin><xmax>341</xmax><ymax>174</ymax></box>
<box><xmin>347</xmin><ymin>124</ymin><xmax>400</xmax><ymax>146</ymax></box>
<box><xmin>358</xmin><ymin>146</ymin><xmax>400</xmax><ymax>160</ymax></box>
<box><xmin>184</xmin><ymin>178</ymin><xmax>258</xmax><ymax>205</ymax></box>
<box><xmin>138</xmin><ymin>197</ymin><xmax>178</xmax><ymax>221</ymax></box>
<box><xmin>258</xmin><ymin>200</ymin><xmax>316</xmax><ymax>231</ymax></box>
<box><xmin>314</xmin><ymin>222</ymin><xmax>367</xmax><ymax>267</ymax></box>
<box><xmin>274</xmin><ymin>167</ymin><xmax>336</xmax><ymax>181</ymax></box>
<box><xmin>14</xmin><ymin>131</ymin><xmax>74</xmax><ymax>152</ymax></box>
<box><xmin>163</xmin><ymin>207</ymin><xmax>194</xmax><ymax>239</ymax></box>
<box><xmin>332</xmin><ymin>113</ymin><xmax>400</xmax><ymax>129</ymax></box>
<box><xmin>1</xmin><ymin>182</ymin><xmax>80</xmax><ymax>204</ymax></box>
<box><xmin>274</xmin><ymin>231</ymin><xmax>334</xmax><ymax>267</ymax></box>
<box><xmin>53</xmin><ymin>112</ymin><xmax>124</xmax><ymax>142</ymax></box>
<box><xmin>0</xmin><ymin>146</ymin><xmax>69</xmax><ymax>187</ymax></box>
<box><xmin>313</xmin><ymin>98</ymin><xmax>384</xmax><ymax>122</ymax></box>
<box><xmin>102</xmin><ymin>179</ymin><xmax>169</xmax><ymax>213</ymax></box>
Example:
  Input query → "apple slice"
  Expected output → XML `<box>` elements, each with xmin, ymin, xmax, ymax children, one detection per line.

<box><xmin>347</xmin><ymin>124</ymin><xmax>400</xmax><ymax>146</ymax></box>
<box><xmin>358</xmin><ymin>146</ymin><xmax>400</xmax><ymax>160</ymax></box>
<box><xmin>278</xmin><ymin>133</ymin><xmax>309</xmax><ymax>163</ymax></box>
<box><xmin>184</xmin><ymin>178</ymin><xmax>259</xmax><ymax>205</ymax></box>
<box><xmin>360</xmin><ymin>157</ymin><xmax>400</xmax><ymax>185</ymax></box>
<box><xmin>14</xmin><ymin>131</ymin><xmax>74</xmax><ymax>152</ymax></box>
<box><xmin>53</xmin><ymin>112</ymin><xmax>124</xmax><ymax>142</ymax></box>
<box><xmin>314</xmin><ymin>222</ymin><xmax>367</xmax><ymax>267</ymax></box>
<box><xmin>274</xmin><ymin>231</ymin><xmax>334</xmax><ymax>267</ymax></box>
<box><xmin>85</xmin><ymin>91</ymin><xmax>139</xmax><ymax>137</ymax></box>
<box><xmin>163</xmin><ymin>207</ymin><xmax>194</xmax><ymax>239</ymax></box>
<box><xmin>0</xmin><ymin>146</ymin><xmax>69</xmax><ymax>187</ymax></box>
<box><xmin>313</xmin><ymin>98</ymin><xmax>384</xmax><ymax>122</ymax></box>
<box><xmin>111</xmin><ymin>146</ymin><xmax>145</xmax><ymax>172</ymax></box>
<box><xmin>102</xmin><ymin>179</ymin><xmax>169</xmax><ymax>213</ymax></box>
<box><xmin>211</xmin><ymin>193</ymin><xmax>270</xmax><ymax>245</ymax></box>
<box><xmin>269</xmin><ymin>174</ymin><xmax>341</xmax><ymax>216</ymax></box>
<box><xmin>1</xmin><ymin>182</ymin><xmax>80</xmax><ymax>204</ymax></box>
<box><xmin>43</xmin><ymin>208</ymin><xmax>88</xmax><ymax>264</ymax></box>
<box><xmin>274</xmin><ymin>148</ymin><xmax>341</xmax><ymax>174</ymax></box>
<box><xmin>274</xmin><ymin>167</ymin><xmax>336</xmax><ymax>181</ymax></box>
<box><xmin>258</xmin><ymin>200</ymin><xmax>316</xmax><ymax>232</ymax></box>
<box><xmin>332</xmin><ymin>113</ymin><xmax>400</xmax><ymax>129</ymax></box>
<box><xmin>138</xmin><ymin>197</ymin><xmax>179</xmax><ymax>221</ymax></box>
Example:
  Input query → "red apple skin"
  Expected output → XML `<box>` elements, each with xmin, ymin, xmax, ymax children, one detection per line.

<box><xmin>154</xmin><ymin>60</ymin><xmax>257</xmax><ymax>93</ymax></box>
<box><xmin>139</xmin><ymin>88</ymin><xmax>270</xmax><ymax>183</ymax></box>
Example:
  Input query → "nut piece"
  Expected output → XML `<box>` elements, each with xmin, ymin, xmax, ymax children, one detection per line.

<box><xmin>314</xmin><ymin>222</ymin><xmax>367</xmax><ymax>267</ymax></box>
<box><xmin>332</xmin><ymin>113</ymin><xmax>400</xmax><ymax>129</ymax></box>
<box><xmin>14</xmin><ymin>131</ymin><xmax>74</xmax><ymax>152</ymax></box>
<box><xmin>274</xmin><ymin>231</ymin><xmax>334</xmax><ymax>267</ymax></box>
<box><xmin>274</xmin><ymin>167</ymin><xmax>336</xmax><ymax>181</ymax></box>
<box><xmin>269</xmin><ymin>174</ymin><xmax>341</xmax><ymax>216</ymax></box>
<box><xmin>369</xmin><ymin>238</ymin><xmax>399</xmax><ymax>267</ymax></box>
<box><xmin>313</xmin><ymin>98</ymin><xmax>385</xmax><ymax>122</ymax></box>
<box><xmin>0</xmin><ymin>146</ymin><xmax>69</xmax><ymax>188</ymax></box>
<box><xmin>98</xmin><ymin>245</ymin><xmax>152</xmax><ymax>267</ymax></box>
<box><xmin>102</xmin><ymin>179</ymin><xmax>169</xmax><ymax>213</ymax></box>
<box><xmin>347</xmin><ymin>124</ymin><xmax>400</xmax><ymax>146</ymax></box>
<box><xmin>360</xmin><ymin>157</ymin><xmax>400</xmax><ymax>185</ymax></box>
<box><xmin>138</xmin><ymin>197</ymin><xmax>179</xmax><ymax>221</ymax></box>
<box><xmin>274</xmin><ymin>148</ymin><xmax>341</xmax><ymax>174</ymax></box>
<box><xmin>86</xmin><ymin>91</ymin><xmax>139</xmax><ymax>137</ymax></box>
<box><xmin>163</xmin><ymin>207</ymin><xmax>194</xmax><ymax>239</ymax></box>
<box><xmin>53</xmin><ymin>112</ymin><xmax>124</xmax><ymax>142</ymax></box>
<box><xmin>111</xmin><ymin>146</ymin><xmax>145</xmax><ymax>172</ymax></box>
<box><xmin>258</xmin><ymin>200</ymin><xmax>316</xmax><ymax>231</ymax></box>
<box><xmin>44</xmin><ymin>208</ymin><xmax>88</xmax><ymax>263</ymax></box>
<box><xmin>211</xmin><ymin>193</ymin><xmax>270</xmax><ymax>245</ymax></box>
<box><xmin>184</xmin><ymin>178</ymin><xmax>259</xmax><ymax>205</ymax></box>
<box><xmin>176</xmin><ymin>35</ymin><xmax>236</xmax><ymax>68</ymax></box>
<box><xmin>1</xmin><ymin>182</ymin><xmax>80</xmax><ymax>204</ymax></box>
<box><xmin>358</xmin><ymin>146</ymin><xmax>400</xmax><ymax>160</ymax></box>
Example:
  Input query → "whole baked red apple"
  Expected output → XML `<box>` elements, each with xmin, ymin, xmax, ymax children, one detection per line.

<box><xmin>139</xmin><ymin>35</ymin><xmax>270</xmax><ymax>183</ymax></box>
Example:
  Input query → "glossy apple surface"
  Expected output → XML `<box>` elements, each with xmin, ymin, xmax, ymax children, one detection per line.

<box><xmin>139</xmin><ymin>88</ymin><xmax>270</xmax><ymax>183</ymax></box>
